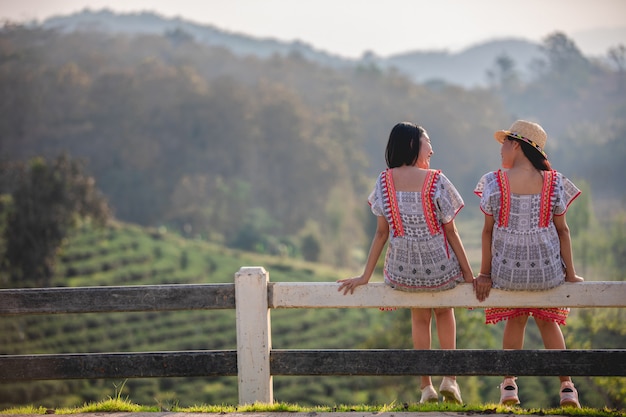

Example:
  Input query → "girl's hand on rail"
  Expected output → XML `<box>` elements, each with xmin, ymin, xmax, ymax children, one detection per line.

<box><xmin>565</xmin><ymin>274</ymin><xmax>584</xmax><ymax>283</ymax></box>
<box><xmin>337</xmin><ymin>276</ymin><xmax>368</xmax><ymax>295</ymax></box>
<box><xmin>474</xmin><ymin>273</ymin><xmax>492</xmax><ymax>302</ymax></box>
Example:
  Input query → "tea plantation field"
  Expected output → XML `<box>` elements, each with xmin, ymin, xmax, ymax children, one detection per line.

<box><xmin>0</xmin><ymin>222</ymin><xmax>411</xmax><ymax>409</ymax></box>
<box><xmin>2</xmin><ymin>221</ymin><xmax>622</xmax><ymax>410</ymax></box>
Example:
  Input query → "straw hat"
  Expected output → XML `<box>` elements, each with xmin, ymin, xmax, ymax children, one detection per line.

<box><xmin>494</xmin><ymin>120</ymin><xmax>548</xmax><ymax>158</ymax></box>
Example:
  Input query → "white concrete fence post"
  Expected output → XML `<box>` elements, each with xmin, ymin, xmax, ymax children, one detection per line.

<box><xmin>234</xmin><ymin>266</ymin><xmax>273</xmax><ymax>404</ymax></box>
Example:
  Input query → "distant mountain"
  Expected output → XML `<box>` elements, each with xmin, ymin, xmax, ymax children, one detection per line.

<box><xmin>41</xmin><ymin>9</ymin><xmax>353</xmax><ymax>69</ymax></box>
<box><xmin>382</xmin><ymin>39</ymin><xmax>542</xmax><ymax>87</ymax></box>
<box><xmin>39</xmin><ymin>9</ymin><xmax>544</xmax><ymax>87</ymax></box>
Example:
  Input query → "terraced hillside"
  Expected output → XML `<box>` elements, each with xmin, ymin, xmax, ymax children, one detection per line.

<box><xmin>4</xmin><ymin>221</ymin><xmax>621</xmax><ymax>410</ymax></box>
<box><xmin>0</xmin><ymin>222</ymin><xmax>397</xmax><ymax>409</ymax></box>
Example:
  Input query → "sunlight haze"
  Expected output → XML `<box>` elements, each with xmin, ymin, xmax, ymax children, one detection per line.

<box><xmin>1</xmin><ymin>0</ymin><xmax>625</xmax><ymax>57</ymax></box>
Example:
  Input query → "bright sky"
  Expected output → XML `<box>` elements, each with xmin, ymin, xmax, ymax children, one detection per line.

<box><xmin>1</xmin><ymin>0</ymin><xmax>626</xmax><ymax>58</ymax></box>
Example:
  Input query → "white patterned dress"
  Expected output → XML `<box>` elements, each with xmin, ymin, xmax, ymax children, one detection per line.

<box><xmin>474</xmin><ymin>169</ymin><xmax>581</xmax><ymax>324</ymax></box>
<box><xmin>369</xmin><ymin>169</ymin><xmax>465</xmax><ymax>292</ymax></box>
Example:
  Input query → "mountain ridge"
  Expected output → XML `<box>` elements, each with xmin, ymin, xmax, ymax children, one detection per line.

<box><xmin>38</xmin><ymin>8</ymin><xmax>545</xmax><ymax>87</ymax></box>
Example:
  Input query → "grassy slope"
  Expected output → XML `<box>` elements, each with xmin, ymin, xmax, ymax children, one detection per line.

<box><xmin>0</xmin><ymin>221</ymin><xmax>387</xmax><ymax>409</ymax></box>
<box><xmin>0</xmin><ymin>220</ymin><xmax>622</xmax><ymax>412</ymax></box>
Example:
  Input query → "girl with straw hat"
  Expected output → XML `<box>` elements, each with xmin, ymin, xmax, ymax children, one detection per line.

<box><xmin>473</xmin><ymin>120</ymin><xmax>584</xmax><ymax>408</ymax></box>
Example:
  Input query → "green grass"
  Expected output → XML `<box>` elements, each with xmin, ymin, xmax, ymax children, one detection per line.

<box><xmin>1</xmin><ymin>400</ymin><xmax>624</xmax><ymax>417</ymax></box>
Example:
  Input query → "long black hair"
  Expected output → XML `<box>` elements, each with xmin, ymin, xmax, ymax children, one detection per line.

<box><xmin>385</xmin><ymin>122</ymin><xmax>424</xmax><ymax>168</ymax></box>
<box><xmin>507</xmin><ymin>136</ymin><xmax>552</xmax><ymax>171</ymax></box>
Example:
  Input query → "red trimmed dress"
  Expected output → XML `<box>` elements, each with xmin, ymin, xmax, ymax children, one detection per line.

<box><xmin>474</xmin><ymin>169</ymin><xmax>581</xmax><ymax>325</ymax></box>
<box><xmin>369</xmin><ymin>168</ymin><xmax>465</xmax><ymax>292</ymax></box>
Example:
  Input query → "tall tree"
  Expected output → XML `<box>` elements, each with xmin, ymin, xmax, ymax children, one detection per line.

<box><xmin>2</xmin><ymin>154</ymin><xmax>111</xmax><ymax>287</ymax></box>
<box><xmin>487</xmin><ymin>53</ymin><xmax>521</xmax><ymax>95</ymax></box>
<box><xmin>608</xmin><ymin>44</ymin><xmax>626</xmax><ymax>92</ymax></box>
<box><xmin>537</xmin><ymin>31</ymin><xmax>592</xmax><ymax>94</ymax></box>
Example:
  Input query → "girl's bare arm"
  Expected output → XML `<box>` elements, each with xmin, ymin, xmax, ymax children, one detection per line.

<box><xmin>442</xmin><ymin>219</ymin><xmax>474</xmax><ymax>282</ymax></box>
<box><xmin>337</xmin><ymin>216</ymin><xmax>389</xmax><ymax>294</ymax></box>
<box><xmin>554</xmin><ymin>214</ymin><xmax>584</xmax><ymax>282</ymax></box>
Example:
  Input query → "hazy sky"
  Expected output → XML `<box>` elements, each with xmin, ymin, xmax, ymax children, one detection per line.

<box><xmin>2</xmin><ymin>0</ymin><xmax>625</xmax><ymax>58</ymax></box>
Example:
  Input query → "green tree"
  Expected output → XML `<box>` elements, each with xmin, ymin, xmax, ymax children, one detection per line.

<box><xmin>487</xmin><ymin>53</ymin><xmax>521</xmax><ymax>94</ymax></box>
<box><xmin>536</xmin><ymin>32</ymin><xmax>592</xmax><ymax>96</ymax></box>
<box><xmin>2</xmin><ymin>154</ymin><xmax>111</xmax><ymax>287</ymax></box>
<box><xmin>566</xmin><ymin>308</ymin><xmax>626</xmax><ymax>408</ymax></box>
<box><xmin>607</xmin><ymin>44</ymin><xmax>626</xmax><ymax>92</ymax></box>
<box><xmin>541</xmin><ymin>32</ymin><xmax>589</xmax><ymax>73</ymax></box>
<box><xmin>301</xmin><ymin>233</ymin><xmax>321</xmax><ymax>262</ymax></box>
<box><xmin>607</xmin><ymin>213</ymin><xmax>626</xmax><ymax>272</ymax></box>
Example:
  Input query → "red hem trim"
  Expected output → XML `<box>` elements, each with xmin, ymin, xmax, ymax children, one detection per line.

<box><xmin>485</xmin><ymin>307</ymin><xmax>568</xmax><ymax>326</ymax></box>
<box><xmin>441</xmin><ymin>204</ymin><xmax>465</xmax><ymax>225</ymax></box>
<box><xmin>554</xmin><ymin>190</ymin><xmax>582</xmax><ymax>216</ymax></box>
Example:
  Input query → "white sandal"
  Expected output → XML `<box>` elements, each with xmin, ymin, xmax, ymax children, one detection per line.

<box><xmin>439</xmin><ymin>377</ymin><xmax>463</xmax><ymax>404</ymax></box>
<box><xmin>499</xmin><ymin>377</ymin><xmax>520</xmax><ymax>405</ymax></box>
<box><xmin>560</xmin><ymin>381</ymin><xmax>581</xmax><ymax>408</ymax></box>
<box><xmin>419</xmin><ymin>384</ymin><xmax>438</xmax><ymax>403</ymax></box>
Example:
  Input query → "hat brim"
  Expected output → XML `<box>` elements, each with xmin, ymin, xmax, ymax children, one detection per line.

<box><xmin>494</xmin><ymin>130</ymin><xmax>509</xmax><ymax>144</ymax></box>
<box><xmin>494</xmin><ymin>129</ymin><xmax>549</xmax><ymax>159</ymax></box>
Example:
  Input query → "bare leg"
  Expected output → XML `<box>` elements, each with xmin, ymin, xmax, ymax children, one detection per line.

<box><xmin>535</xmin><ymin>317</ymin><xmax>572</xmax><ymax>384</ymax></box>
<box><xmin>411</xmin><ymin>308</ymin><xmax>433</xmax><ymax>388</ymax></box>
<box><xmin>502</xmin><ymin>314</ymin><xmax>528</xmax><ymax>378</ymax></box>
<box><xmin>433</xmin><ymin>307</ymin><xmax>456</xmax><ymax>379</ymax></box>
<box><xmin>503</xmin><ymin>314</ymin><xmax>529</xmax><ymax>349</ymax></box>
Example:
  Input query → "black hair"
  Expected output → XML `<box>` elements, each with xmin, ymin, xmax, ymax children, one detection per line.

<box><xmin>385</xmin><ymin>122</ymin><xmax>425</xmax><ymax>168</ymax></box>
<box><xmin>506</xmin><ymin>136</ymin><xmax>552</xmax><ymax>171</ymax></box>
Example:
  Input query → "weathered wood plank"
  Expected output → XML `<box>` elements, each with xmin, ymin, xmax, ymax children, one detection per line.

<box><xmin>0</xmin><ymin>351</ymin><xmax>238</xmax><ymax>380</ymax></box>
<box><xmin>4</xmin><ymin>349</ymin><xmax>623</xmax><ymax>381</ymax></box>
<box><xmin>2</xmin><ymin>281</ymin><xmax>623</xmax><ymax>314</ymax></box>
<box><xmin>0</xmin><ymin>284</ymin><xmax>236</xmax><ymax>315</ymax></box>
<box><xmin>269</xmin><ymin>282</ymin><xmax>626</xmax><ymax>309</ymax></box>
<box><xmin>270</xmin><ymin>349</ymin><xmax>626</xmax><ymax>376</ymax></box>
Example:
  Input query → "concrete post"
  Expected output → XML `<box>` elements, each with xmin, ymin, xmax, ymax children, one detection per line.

<box><xmin>234</xmin><ymin>266</ymin><xmax>272</xmax><ymax>404</ymax></box>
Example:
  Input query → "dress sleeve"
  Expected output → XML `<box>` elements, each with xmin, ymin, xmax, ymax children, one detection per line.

<box><xmin>434</xmin><ymin>172</ymin><xmax>464</xmax><ymax>224</ymax></box>
<box><xmin>553</xmin><ymin>172</ymin><xmax>581</xmax><ymax>216</ymax></box>
<box><xmin>368</xmin><ymin>173</ymin><xmax>385</xmax><ymax>216</ymax></box>
<box><xmin>474</xmin><ymin>172</ymin><xmax>496</xmax><ymax>216</ymax></box>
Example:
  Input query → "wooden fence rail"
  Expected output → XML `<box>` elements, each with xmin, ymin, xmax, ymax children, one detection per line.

<box><xmin>1</xmin><ymin>266</ymin><xmax>625</xmax><ymax>405</ymax></box>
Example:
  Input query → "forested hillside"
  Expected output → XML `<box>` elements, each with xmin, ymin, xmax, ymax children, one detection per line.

<box><xmin>39</xmin><ymin>9</ymin><xmax>544</xmax><ymax>87</ymax></box>
<box><xmin>1</xmin><ymin>23</ymin><xmax>624</xmax><ymax>268</ymax></box>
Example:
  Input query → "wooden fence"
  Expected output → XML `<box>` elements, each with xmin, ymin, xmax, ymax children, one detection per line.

<box><xmin>1</xmin><ymin>266</ymin><xmax>625</xmax><ymax>405</ymax></box>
